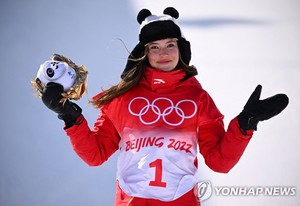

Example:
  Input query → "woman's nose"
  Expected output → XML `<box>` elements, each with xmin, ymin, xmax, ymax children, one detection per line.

<box><xmin>159</xmin><ymin>47</ymin><xmax>168</xmax><ymax>55</ymax></box>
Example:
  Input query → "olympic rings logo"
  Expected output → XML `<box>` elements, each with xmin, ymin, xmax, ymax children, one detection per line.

<box><xmin>128</xmin><ymin>97</ymin><xmax>197</xmax><ymax>126</ymax></box>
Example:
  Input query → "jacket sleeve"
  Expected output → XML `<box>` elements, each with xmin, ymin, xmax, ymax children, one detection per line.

<box><xmin>65</xmin><ymin>112</ymin><xmax>120</xmax><ymax>166</ymax></box>
<box><xmin>197</xmin><ymin>90</ymin><xmax>254</xmax><ymax>173</ymax></box>
<box><xmin>198</xmin><ymin>117</ymin><xmax>253</xmax><ymax>173</ymax></box>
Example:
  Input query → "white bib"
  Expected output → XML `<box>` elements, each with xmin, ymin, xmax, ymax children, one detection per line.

<box><xmin>117</xmin><ymin>128</ymin><xmax>198</xmax><ymax>201</ymax></box>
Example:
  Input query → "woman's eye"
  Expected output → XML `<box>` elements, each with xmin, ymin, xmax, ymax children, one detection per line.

<box><xmin>149</xmin><ymin>45</ymin><xmax>159</xmax><ymax>50</ymax></box>
<box><xmin>167</xmin><ymin>43</ymin><xmax>176</xmax><ymax>48</ymax></box>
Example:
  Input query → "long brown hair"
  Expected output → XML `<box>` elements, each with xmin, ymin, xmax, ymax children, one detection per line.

<box><xmin>91</xmin><ymin>48</ymin><xmax>197</xmax><ymax>107</ymax></box>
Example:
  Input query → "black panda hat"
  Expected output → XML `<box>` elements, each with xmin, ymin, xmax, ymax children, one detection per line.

<box><xmin>121</xmin><ymin>7</ymin><xmax>191</xmax><ymax>79</ymax></box>
<box><xmin>138</xmin><ymin>7</ymin><xmax>182</xmax><ymax>45</ymax></box>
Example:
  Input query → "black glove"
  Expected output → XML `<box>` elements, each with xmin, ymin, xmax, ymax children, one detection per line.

<box><xmin>237</xmin><ymin>85</ymin><xmax>289</xmax><ymax>131</ymax></box>
<box><xmin>42</xmin><ymin>82</ymin><xmax>82</xmax><ymax>127</ymax></box>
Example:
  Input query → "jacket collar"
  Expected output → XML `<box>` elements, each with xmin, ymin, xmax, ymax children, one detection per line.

<box><xmin>140</xmin><ymin>67</ymin><xmax>198</xmax><ymax>93</ymax></box>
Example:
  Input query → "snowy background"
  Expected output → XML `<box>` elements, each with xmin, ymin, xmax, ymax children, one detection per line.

<box><xmin>0</xmin><ymin>0</ymin><xmax>299</xmax><ymax>205</ymax></box>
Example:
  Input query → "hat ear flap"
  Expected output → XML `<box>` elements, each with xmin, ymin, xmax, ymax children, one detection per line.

<box><xmin>178</xmin><ymin>38</ymin><xmax>191</xmax><ymax>65</ymax></box>
<box><xmin>163</xmin><ymin>7</ymin><xmax>179</xmax><ymax>19</ymax></box>
<box><xmin>121</xmin><ymin>43</ymin><xmax>145</xmax><ymax>79</ymax></box>
<box><xmin>137</xmin><ymin>9</ymin><xmax>152</xmax><ymax>24</ymax></box>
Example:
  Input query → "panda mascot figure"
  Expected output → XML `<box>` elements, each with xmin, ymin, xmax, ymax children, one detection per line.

<box><xmin>32</xmin><ymin>54</ymin><xmax>88</xmax><ymax>127</ymax></box>
<box><xmin>32</xmin><ymin>53</ymin><xmax>88</xmax><ymax>104</ymax></box>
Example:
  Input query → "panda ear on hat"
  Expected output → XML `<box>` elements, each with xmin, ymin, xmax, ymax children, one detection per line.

<box><xmin>163</xmin><ymin>7</ymin><xmax>179</xmax><ymax>19</ymax></box>
<box><xmin>137</xmin><ymin>9</ymin><xmax>152</xmax><ymax>24</ymax></box>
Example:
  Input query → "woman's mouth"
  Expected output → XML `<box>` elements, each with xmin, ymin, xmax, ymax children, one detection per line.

<box><xmin>157</xmin><ymin>60</ymin><xmax>171</xmax><ymax>64</ymax></box>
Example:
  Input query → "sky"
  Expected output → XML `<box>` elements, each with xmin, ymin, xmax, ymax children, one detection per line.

<box><xmin>0</xmin><ymin>0</ymin><xmax>299</xmax><ymax>205</ymax></box>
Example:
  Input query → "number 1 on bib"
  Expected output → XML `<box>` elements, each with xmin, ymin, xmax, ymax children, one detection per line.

<box><xmin>149</xmin><ymin>159</ymin><xmax>167</xmax><ymax>188</ymax></box>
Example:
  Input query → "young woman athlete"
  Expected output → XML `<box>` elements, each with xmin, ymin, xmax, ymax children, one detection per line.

<box><xmin>40</xmin><ymin>7</ymin><xmax>289</xmax><ymax>206</ymax></box>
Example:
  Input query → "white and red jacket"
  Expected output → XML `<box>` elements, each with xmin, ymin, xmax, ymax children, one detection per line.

<box><xmin>65</xmin><ymin>67</ymin><xmax>253</xmax><ymax>202</ymax></box>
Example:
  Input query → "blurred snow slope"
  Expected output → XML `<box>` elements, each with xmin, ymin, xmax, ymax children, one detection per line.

<box><xmin>0</xmin><ymin>0</ymin><xmax>299</xmax><ymax>205</ymax></box>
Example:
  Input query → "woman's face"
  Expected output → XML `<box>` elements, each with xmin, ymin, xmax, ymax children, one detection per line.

<box><xmin>147</xmin><ymin>38</ymin><xmax>179</xmax><ymax>72</ymax></box>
